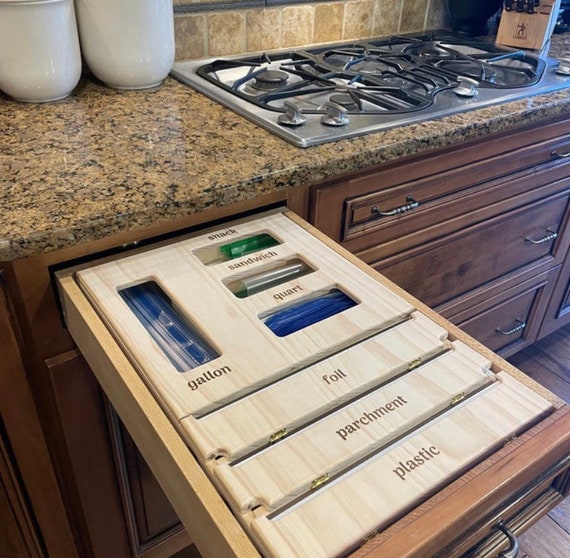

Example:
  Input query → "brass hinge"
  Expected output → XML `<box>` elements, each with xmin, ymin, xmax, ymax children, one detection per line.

<box><xmin>450</xmin><ymin>392</ymin><xmax>465</xmax><ymax>406</ymax></box>
<box><xmin>311</xmin><ymin>473</ymin><xmax>330</xmax><ymax>490</ymax></box>
<box><xmin>269</xmin><ymin>428</ymin><xmax>288</xmax><ymax>444</ymax></box>
<box><xmin>408</xmin><ymin>357</ymin><xmax>422</xmax><ymax>370</ymax></box>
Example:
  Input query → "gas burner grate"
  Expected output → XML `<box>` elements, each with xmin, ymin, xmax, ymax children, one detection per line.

<box><xmin>197</xmin><ymin>35</ymin><xmax>546</xmax><ymax>118</ymax></box>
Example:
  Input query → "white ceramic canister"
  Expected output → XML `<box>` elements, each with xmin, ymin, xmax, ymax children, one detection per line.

<box><xmin>0</xmin><ymin>0</ymin><xmax>82</xmax><ymax>102</ymax></box>
<box><xmin>75</xmin><ymin>0</ymin><xmax>175</xmax><ymax>90</ymax></box>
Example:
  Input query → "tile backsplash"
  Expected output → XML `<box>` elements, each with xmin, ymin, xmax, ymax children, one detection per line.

<box><xmin>173</xmin><ymin>0</ymin><xmax>449</xmax><ymax>60</ymax></box>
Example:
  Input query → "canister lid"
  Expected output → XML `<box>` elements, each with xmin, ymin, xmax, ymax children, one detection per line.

<box><xmin>0</xmin><ymin>0</ymin><xmax>68</xmax><ymax>4</ymax></box>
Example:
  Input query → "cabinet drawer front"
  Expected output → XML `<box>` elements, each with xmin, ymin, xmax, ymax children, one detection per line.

<box><xmin>371</xmin><ymin>194</ymin><xmax>569</xmax><ymax>308</ymax></box>
<box><xmin>438</xmin><ymin>267</ymin><xmax>560</xmax><ymax>358</ymax></box>
<box><xmin>340</xmin><ymin>133</ymin><xmax>570</xmax><ymax>244</ymax></box>
<box><xmin>344</xmin><ymin>162</ymin><xmax>570</xmax><ymax>254</ymax></box>
<box><xmin>460</xmin><ymin>291</ymin><xmax>535</xmax><ymax>353</ymax></box>
<box><xmin>437</xmin><ymin>459</ymin><xmax>570</xmax><ymax>557</ymax></box>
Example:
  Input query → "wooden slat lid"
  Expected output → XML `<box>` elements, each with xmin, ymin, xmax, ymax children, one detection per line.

<box><xmin>182</xmin><ymin>311</ymin><xmax>448</xmax><ymax>462</ymax></box>
<box><xmin>213</xmin><ymin>340</ymin><xmax>493</xmax><ymax>513</ymax></box>
<box><xmin>248</xmin><ymin>372</ymin><xmax>553</xmax><ymax>558</ymax></box>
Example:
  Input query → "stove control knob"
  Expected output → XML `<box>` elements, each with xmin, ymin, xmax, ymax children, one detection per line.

<box><xmin>556</xmin><ymin>58</ymin><xmax>570</xmax><ymax>76</ymax></box>
<box><xmin>321</xmin><ymin>101</ymin><xmax>349</xmax><ymax>127</ymax></box>
<box><xmin>277</xmin><ymin>101</ymin><xmax>306</xmax><ymax>127</ymax></box>
<box><xmin>453</xmin><ymin>76</ymin><xmax>479</xmax><ymax>98</ymax></box>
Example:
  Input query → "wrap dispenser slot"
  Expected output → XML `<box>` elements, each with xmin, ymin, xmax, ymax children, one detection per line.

<box><xmin>262</xmin><ymin>289</ymin><xmax>357</xmax><ymax>337</ymax></box>
<box><xmin>119</xmin><ymin>281</ymin><xmax>219</xmax><ymax>372</ymax></box>
<box><xmin>224</xmin><ymin>258</ymin><xmax>313</xmax><ymax>298</ymax></box>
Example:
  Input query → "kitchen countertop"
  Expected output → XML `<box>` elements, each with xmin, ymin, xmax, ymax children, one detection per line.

<box><xmin>2</xmin><ymin>36</ymin><xmax>569</xmax><ymax>262</ymax></box>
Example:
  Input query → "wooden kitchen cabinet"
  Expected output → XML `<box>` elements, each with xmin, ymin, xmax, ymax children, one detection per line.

<box><xmin>440</xmin><ymin>266</ymin><xmax>560</xmax><ymax>358</ymax></box>
<box><xmin>46</xmin><ymin>350</ymin><xmax>191</xmax><ymax>558</ymax></box>
<box><xmin>0</xmin><ymin>426</ymin><xmax>42</xmax><ymax>558</ymax></box>
<box><xmin>0</xmin><ymin>278</ymin><xmax>42</xmax><ymax>558</ymax></box>
<box><xmin>3</xmin><ymin>265</ymin><xmax>191</xmax><ymax>558</ymax></box>
<box><xmin>539</xmin><ymin>242</ymin><xmax>570</xmax><ymax>337</ymax></box>
<box><xmin>311</xmin><ymin>115</ymin><xmax>570</xmax><ymax>356</ymax></box>
<box><xmin>0</xmin><ymin>270</ymin><xmax>77</xmax><ymax>558</ymax></box>
<box><xmin>372</xmin><ymin>191</ymin><xmax>568</xmax><ymax>307</ymax></box>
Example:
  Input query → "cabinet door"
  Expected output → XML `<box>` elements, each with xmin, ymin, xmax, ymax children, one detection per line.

<box><xmin>0</xmin><ymin>270</ymin><xmax>76</xmax><ymax>558</ymax></box>
<box><xmin>107</xmin><ymin>409</ymin><xmax>193</xmax><ymax>557</ymax></box>
<box><xmin>47</xmin><ymin>351</ymin><xmax>192</xmax><ymax>558</ymax></box>
<box><xmin>539</xmin><ymin>246</ymin><xmax>570</xmax><ymax>338</ymax></box>
<box><xmin>0</xmin><ymin>425</ymin><xmax>43</xmax><ymax>558</ymax></box>
<box><xmin>0</xmin><ymin>279</ymin><xmax>43</xmax><ymax>558</ymax></box>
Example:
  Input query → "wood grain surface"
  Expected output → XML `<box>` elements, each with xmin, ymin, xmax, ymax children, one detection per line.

<box><xmin>249</xmin><ymin>373</ymin><xmax>553</xmax><ymax>558</ymax></box>
<box><xmin>496</xmin><ymin>2</ymin><xmax>560</xmax><ymax>50</ymax></box>
<box><xmin>61</xmin><ymin>209</ymin><xmax>562</xmax><ymax>558</ymax></box>
<box><xmin>183</xmin><ymin>312</ymin><xmax>448</xmax><ymax>462</ymax></box>
<box><xmin>214</xmin><ymin>340</ymin><xmax>493</xmax><ymax>513</ymax></box>
<box><xmin>76</xmin><ymin>212</ymin><xmax>413</xmax><ymax>421</ymax></box>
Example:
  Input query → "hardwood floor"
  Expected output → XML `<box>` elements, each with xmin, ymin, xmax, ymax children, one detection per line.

<box><xmin>507</xmin><ymin>323</ymin><xmax>570</xmax><ymax>558</ymax></box>
<box><xmin>509</xmin><ymin>324</ymin><xmax>570</xmax><ymax>405</ymax></box>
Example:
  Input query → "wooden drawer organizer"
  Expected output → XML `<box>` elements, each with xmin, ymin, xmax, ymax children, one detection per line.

<box><xmin>57</xmin><ymin>209</ymin><xmax>569</xmax><ymax>558</ymax></box>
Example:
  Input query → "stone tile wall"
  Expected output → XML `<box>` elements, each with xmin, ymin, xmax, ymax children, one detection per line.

<box><xmin>173</xmin><ymin>0</ymin><xmax>449</xmax><ymax>60</ymax></box>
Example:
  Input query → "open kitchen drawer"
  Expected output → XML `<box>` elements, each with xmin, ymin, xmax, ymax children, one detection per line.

<box><xmin>56</xmin><ymin>209</ymin><xmax>570</xmax><ymax>558</ymax></box>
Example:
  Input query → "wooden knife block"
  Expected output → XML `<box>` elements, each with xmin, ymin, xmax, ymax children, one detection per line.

<box><xmin>496</xmin><ymin>1</ymin><xmax>560</xmax><ymax>50</ymax></box>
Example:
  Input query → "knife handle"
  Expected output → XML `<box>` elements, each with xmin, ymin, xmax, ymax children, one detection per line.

<box><xmin>505</xmin><ymin>0</ymin><xmax>513</xmax><ymax>10</ymax></box>
<box><xmin>516</xmin><ymin>0</ymin><xmax>525</xmax><ymax>11</ymax></box>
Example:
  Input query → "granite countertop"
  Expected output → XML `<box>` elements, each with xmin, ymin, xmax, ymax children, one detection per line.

<box><xmin>2</xmin><ymin>36</ymin><xmax>569</xmax><ymax>262</ymax></box>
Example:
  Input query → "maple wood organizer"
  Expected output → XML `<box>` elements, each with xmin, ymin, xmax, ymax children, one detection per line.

<box><xmin>58</xmin><ymin>209</ymin><xmax>568</xmax><ymax>558</ymax></box>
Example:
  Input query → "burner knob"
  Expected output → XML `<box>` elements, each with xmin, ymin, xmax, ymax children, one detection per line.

<box><xmin>453</xmin><ymin>76</ymin><xmax>479</xmax><ymax>98</ymax></box>
<box><xmin>321</xmin><ymin>101</ymin><xmax>349</xmax><ymax>127</ymax></box>
<box><xmin>556</xmin><ymin>58</ymin><xmax>570</xmax><ymax>76</ymax></box>
<box><xmin>277</xmin><ymin>101</ymin><xmax>306</xmax><ymax>127</ymax></box>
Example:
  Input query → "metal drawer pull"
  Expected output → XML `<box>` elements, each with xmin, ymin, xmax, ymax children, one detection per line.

<box><xmin>524</xmin><ymin>230</ymin><xmax>557</xmax><ymax>244</ymax></box>
<box><xmin>371</xmin><ymin>195</ymin><xmax>419</xmax><ymax>217</ymax></box>
<box><xmin>551</xmin><ymin>148</ymin><xmax>570</xmax><ymax>159</ymax></box>
<box><xmin>496</xmin><ymin>521</ymin><xmax>519</xmax><ymax>558</ymax></box>
<box><xmin>496</xmin><ymin>319</ymin><xmax>526</xmax><ymax>336</ymax></box>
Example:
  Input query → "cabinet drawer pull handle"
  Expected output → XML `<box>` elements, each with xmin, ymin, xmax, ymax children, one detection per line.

<box><xmin>524</xmin><ymin>230</ymin><xmax>557</xmax><ymax>244</ymax></box>
<box><xmin>496</xmin><ymin>521</ymin><xmax>519</xmax><ymax>558</ymax></box>
<box><xmin>371</xmin><ymin>195</ymin><xmax>419</xmax><ymax>217</ymax></box>
<box><xmin>551</xmin><ymin>148</ymin><xmax>570</xmax><ymax>159</ymax></box>
<box><xmin>496</xmin><ymin>319</ymin><xmax>526</xmax><ymax>336</ymax></box>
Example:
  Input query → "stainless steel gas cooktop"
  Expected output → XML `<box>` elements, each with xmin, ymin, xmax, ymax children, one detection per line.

<box><xmin>171</xmin><ymin>31</ymin><xmax>570</xmax><ymax>147</ymax></box>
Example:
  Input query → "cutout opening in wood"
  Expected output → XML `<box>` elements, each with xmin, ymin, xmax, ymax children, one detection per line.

<box><xmin>119</xmin><ymin>281</ymin><xmax>220</xmax><ymax>372</ymax></box>
<box><xmin>193</xmin><ymin>231</ymin><xmax>281</xmax><ymax>265</ymax></box>
<box><xmin>261</xmin><ymin>288</ymin><xmax>358</xmax><ymax>337</ymax></box>
<box><xmin>223</xmin><ymin>258</ymin><xmax>313</xmax><ymax>298</ymax></box>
